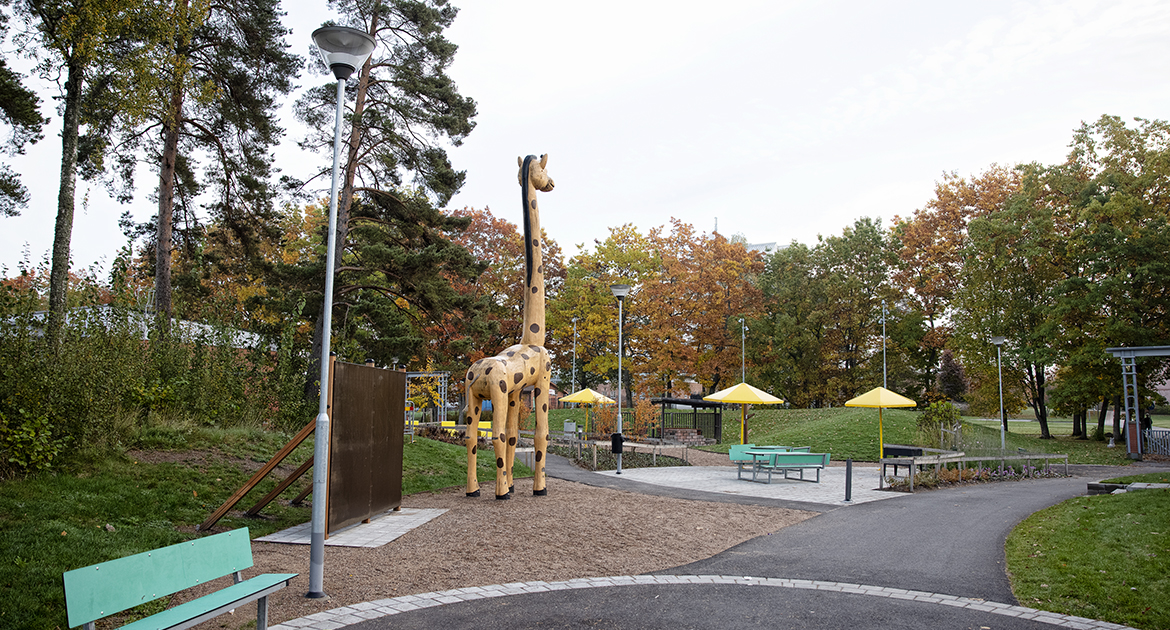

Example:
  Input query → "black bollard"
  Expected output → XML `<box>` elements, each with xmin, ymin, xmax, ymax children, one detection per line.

<box><xmin>845</xmin><ymin>458</ymin><xmax>853</xmax><ymax>503</ymax></box>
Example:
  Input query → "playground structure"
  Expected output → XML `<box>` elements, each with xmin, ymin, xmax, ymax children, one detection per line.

<box><xmin>462</xmin><ymin>154</ymin><xmax>555</xmax><ymax>499</ymax></box>
<box><xmin>1107</xmin><ymin>345</ymin><xmax>1170</xmax><ymax>459</ymax></box>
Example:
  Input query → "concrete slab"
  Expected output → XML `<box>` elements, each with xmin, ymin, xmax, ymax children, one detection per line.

<box><xmin>594</xmin><ymin>464</ymin><xmax>901</xmax><ymax>506</ymax></box>
<box><xmin>255</xmin><ymin>508</ymin><xmax>446</xmax><ymax>548</ymax></box>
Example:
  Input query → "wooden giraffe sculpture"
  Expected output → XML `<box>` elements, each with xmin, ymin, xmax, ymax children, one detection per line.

<box><xmin>463</xmin><ymin>154</ymin><xmax>555</xmax><ymax>499</ymax></box>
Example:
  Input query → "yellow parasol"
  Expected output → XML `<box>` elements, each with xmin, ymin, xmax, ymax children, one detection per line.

<box><xmin>559</xmin><ymin>388</ymin><xmax>615</xmax><ymax>433</ymax></box>
<box><xmin>844</xmin><ymin>387</ymin><xmax>917</xmax><ymax>459</ymax></box>
<box><xmin>703</xmin><ymin>382</ymin><xmax>784</xmax><ymax>445</ymax></box>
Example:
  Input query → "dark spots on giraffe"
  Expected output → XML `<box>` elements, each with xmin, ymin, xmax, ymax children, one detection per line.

<box><xmin>534</xmin><ymin>388</ymin><xmax>541</xmax><ymax>397</ymax></box>
<box><xmin>466</xmin><ymin>370</ymin><xmax>473</xmax><ymax>381</ymax></box>
<box><xmin>498</xmin><ymin>433</ymin><xmax>505</xmax><ymax>442</ymax></box>
<box><xmin>499</xmin><ymin>380</ymin><xmax>507</xmax><ymax>392</ymax></box>
<box><xmin>509</xmin><ymin>400</ymin><xmax>515</xmax><ymax>407</ymax></box>
<box><xmin>530</xmin><ymin>199</ymin><xmax>537</xmax><ymax>209</ymax></box>
<box><xmin>537</xmin><ymin>265</ymin><xmax>543</xmax><ymax>273</ymax></box>
<box><xmin>508</xmin><ymin>436</ymin><xmax>516</xmax><ymax>446</ymax></box>
<box><xmin>507</xmin><ymin>351</ymin><xmax>515</xmax><ymax>357</ymax></box>
<box><xmin>545</xmin><ymin>362</ymin><xmax>551</xmax><ymax>371</ymax></box>
<box><xmin>531</xmin><ymin>286</ymin><xmax>539</xmax><ymax>294</ymax></box>
<box><xmin>530</xmin><ymin>367</ymin><xmax>535</xmax><ymax>375</ymax></box>
<box><xmin>513</xmin><ymin>372</ymin><xmax>523</xmax><ymax>384</ymax></box>
<box><xmin>466</xmin><ymin>415</ymin><xmax>474</xmax><ymax>423</ymax></box>
<box><xmin>473</xmin><ymin>406</ymin><xmax>480</xmax><ymax>415</ymax></box>
<box><xmin>532</xmin><ymin>238</ymin><xmax>540</xmax><ymax>247</ymax></box>
<box><xmin>497</xmin><ymin>457</ymin><xmax>504</xmax><ymax>468</ymax></box>
<box><xmin>529</xmin><ymin>345</ymin><xmax>541</xmax><ymax>353</ymax></box>
<box><xmin>543</xmin><ymin>403</ymin><xmax>548</xmax><ymax>412</ymax></box>
<box><xmin>530</xmin><ymin>324</ymin><xmax>540</xmax><ymax>333</ymax></box>
<box><xmin>521</xmin><ymin>353</ymin><xmax>530</xmax><ymax>360</ymax></box>
<box><xmin>535</xmin><ymin>450</ymin><xmax>543</xmax><ymax>462</ymax></box>
<box><xmin>485</xmin><ymin>366</ymin><xmax>493</xmax><ymax>374</ymax></box>
<box><xmin>471</xmin><ymin>446</ymin><xmax>477</xmax><ymax>455</ymax></box>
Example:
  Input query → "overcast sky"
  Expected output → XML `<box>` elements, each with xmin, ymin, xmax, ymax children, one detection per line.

<box><xmin>4</xmin><ymin>0</ymin><xmax>1170</xmax><ymax>276</ymax></box>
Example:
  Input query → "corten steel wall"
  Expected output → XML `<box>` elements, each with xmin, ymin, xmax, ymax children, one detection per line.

<box><xmin>328</xmin><ymin>361</ymin><xmax>405</xmax><ymax>535</ymax></box>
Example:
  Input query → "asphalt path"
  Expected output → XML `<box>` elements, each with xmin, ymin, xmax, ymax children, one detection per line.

<box><xmin>339</xmin><ymin>457</ymin><xmax>1168</xmax><ymax>630</ymax></box>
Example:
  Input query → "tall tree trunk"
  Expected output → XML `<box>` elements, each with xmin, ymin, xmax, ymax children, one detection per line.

<box><xmin>156</xmin><ymin>89</ymin><xmax>183</xmax><ymax>328</ymax></box>
<box><xmin>1097</xmin><ymin>398</ymin><xmax>1108</xmax><ymax>438</ymax></box>
<box><xmin>47</xmin><ymin>58</ymin><xmax>84</xmax><ymax>346</ymax></box>
<box><xmin>1026</xmin><ymin>361</ymin><xmax>1051</xmax><ymax>439</ymax></box>
<box><xmin>1071</xmin><ymin>409</ymin><xmax>1083</xmax><ymax>437</ymax></box>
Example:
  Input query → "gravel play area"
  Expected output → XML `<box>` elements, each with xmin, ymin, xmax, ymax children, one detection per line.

<box><xmin>187</xmin><ymin>450</ymin><xmax>814</xmax><ymax>629</ymax></box>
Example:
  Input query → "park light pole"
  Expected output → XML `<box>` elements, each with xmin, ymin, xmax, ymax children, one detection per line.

<box><xmin>307</xmin><ymin>25</ymin><xmax>375</xmax><ymax>600</ymax></box>
<box><xmin>882</xmin><ymin>300</ymin><xmax>888</xmax><ymax>389</ymax></box>
<box><xmin>571</xmin><ymin>316</ymin><xmax>578</xmax><ymax>395</ymax></box>
<box><xmin>739</xmin><ymin>317</ymin><xmax>747</xmax><ymax>382</ymax></box>
<box><xmin>610</xmin><ymin>284</ymin><xmax>630</xmax><ymax>474</ymax></box>
<box><xmin>991</xmin><ymin>336</ymin><xmax>1006</xmax><ymax>452</ymax></box>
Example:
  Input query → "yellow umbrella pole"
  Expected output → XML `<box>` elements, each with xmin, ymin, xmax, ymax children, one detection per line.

<box><xmin>878</xmin><ymin>408</ymin><xmax>884</xmax><ymax>460</ymax></box>
<box><xmin>741</xmin><ymin>403</ymin><xmax>747</xmax><ymax>445</ymax></box>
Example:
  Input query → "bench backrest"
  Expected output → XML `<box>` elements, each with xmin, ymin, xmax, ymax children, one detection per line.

<box><xmin>63</xmin><ymin>528</ymin><xmax>254</xmax><ymax>628</ymax></box>
<box><xmin>728</xmin><ymin>444</ymin><xmax>756</xmax><ymax>462</ymax></box>
<box><xmin>770</xmin><ymin>452</ymin><xmax>830</xmax><ymax>466</ymax></box>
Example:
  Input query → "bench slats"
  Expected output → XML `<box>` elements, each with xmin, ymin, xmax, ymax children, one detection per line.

<box><xmin>118</xmin><ymin>573</ymin><xmax>296</xmax><ymax>630</ymax></box>
<box><xmin>64</xmin><ymin>529</ymin><xmax>255</xmax><ymax>628</ymax></box>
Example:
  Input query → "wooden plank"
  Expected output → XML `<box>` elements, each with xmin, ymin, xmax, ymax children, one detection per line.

<box><xmin>198</xmin><ymin>420</ymin><xmax>315</xmax><ymax>531</ymax></box>
<box><xmin>245</xmin><ymin>457</ymin><xmax>313</xmax><ymax>516</ymax></box>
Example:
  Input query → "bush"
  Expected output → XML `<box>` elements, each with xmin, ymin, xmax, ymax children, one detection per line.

<box><xmin>918</xmin><ymin>401</ymin><xmax>962</xmax><ymax>449</ymax></box>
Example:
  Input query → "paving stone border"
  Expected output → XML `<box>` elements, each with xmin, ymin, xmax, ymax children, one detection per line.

<box><xmin>269</xmin><ymin>575</ymin><xmax>1136</xmax><ymax>630</ymax></box>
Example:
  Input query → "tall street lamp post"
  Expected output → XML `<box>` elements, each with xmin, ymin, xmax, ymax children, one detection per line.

<box><xmin>991</xmin><ymin>336</ymin><xmax>1006</xmax><ymax>452</ymax></box>
<box><xmin>882</xmin><ymin>300</ymin><xmax>888</xmax><ymax>389</ymax></box>
<box><xmin>610</xmin><ymin>284</ymin><xmax>630</xmax><ymax>474</ymax></box>
<box><xmin>307</xmin><ymin>25</ymin><xmax>375</xmax><ymax>600</ymax></box>
<box><xmin>571</xmin><ymin>316</ymin><xmax>578</xmax><ymax>395</ymax></box>
<box><xmin>739</xmin><ymin>317</ymin><xmax>747</xmax><ymax>382</ymax></box>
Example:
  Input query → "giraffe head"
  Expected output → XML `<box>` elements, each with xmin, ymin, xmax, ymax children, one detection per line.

<box><xmin>518</xmin><ymin>154</ymin><xmax>555</xmax><ymax>192</ymax></box>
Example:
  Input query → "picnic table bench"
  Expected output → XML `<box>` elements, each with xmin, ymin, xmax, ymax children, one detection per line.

<box><xmin>63</xmin><ymin>527</ymin><xmax>296</xmax><ymax>630</ymax></box>
<box><xmin>729</xmin><ymin>444</ymin><xmax>810</xmax><ymax>479</ymax></box>
<box><xmin>753</xmin><ymin>451</ymin><xmax>831</xmax><ymax>483</ymax></box>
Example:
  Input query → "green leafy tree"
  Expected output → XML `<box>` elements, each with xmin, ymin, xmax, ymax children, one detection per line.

<box><xmin>0</xmin><ymin>3</ymin><xmax>47</xmax><ymax>216</ymax></box>
<box><xmin>92</xmin><ymin>0</ymin><xmax>301</xmax><ymax>324</ymax></box>
<box><xmin>295</xmin><ymin>0</ymin><xmax>477</xmax><ymax>380</ymax></box>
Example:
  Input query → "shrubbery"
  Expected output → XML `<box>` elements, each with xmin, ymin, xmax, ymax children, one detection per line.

<box><xmin>0</xmin><ymin>305</ymin><xmax>311</xmax><ymax>478</ymax></box>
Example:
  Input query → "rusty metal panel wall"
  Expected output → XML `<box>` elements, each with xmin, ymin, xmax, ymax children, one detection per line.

<box><xmin>328</xmin><ymin>362</ymin><xmax>405</xmax><ymax>535</ymax></box>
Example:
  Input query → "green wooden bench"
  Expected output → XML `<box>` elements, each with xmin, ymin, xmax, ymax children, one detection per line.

<box><xmin>757</xmin><ymin>451</ymin><xmax>831</xmax><ymax>483</ymax></box>
<box><xmin>729</xmin><ymin>445</ymin><xmax>811</xmax><ymax>479</ymax></box>
<box><xmin>63</xmin><ymin>528</ymin><xmax>296</xmax><ymax>630</ymax></box>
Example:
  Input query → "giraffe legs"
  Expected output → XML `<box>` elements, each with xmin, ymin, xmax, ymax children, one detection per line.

<box><xmin>533</xmin><ymin>373</ymin><xmax>551</xmax><ymax>495</ymax></box>
<box><xmin>464</xmin><ymin>393</ymin><xmax>483</xmax><ymax>497</ymax></box>
<box><xmin>490</xmin><ymin>388</ymin><xmax>511</xmax><ymax>499</ymax></box>
<box><xmin>506</xmin><ymin>390</ymin><xmax>521</xmax><ymax>494</ymax></box>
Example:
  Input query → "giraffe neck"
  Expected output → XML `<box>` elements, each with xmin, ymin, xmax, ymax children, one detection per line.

<box><xmin>520</xmin><ymin>157</ymin><xmax>545</xmax><ymax>347</ymax></box>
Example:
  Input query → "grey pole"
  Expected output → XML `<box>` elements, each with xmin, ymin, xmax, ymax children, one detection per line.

<box><xmin>882</xmin><ymin>300</ymin><xmax>887</xmax><ymax>389</ymax></box>
<box><xmin>992</xmin><ymin>336</ymin><xmax>1006</xmax><ymax>452</ymax></box>
<box><xmin>740</xmin><ymin>317</ymin><xmax>746</xmax><ymax>382</ymax></box>
<box><xmin>307</xmin><ymin>26</ymin><xmax>375</xmax><ymax>600</ymax></box>
<box><xmin>572</xmin><ymin>316</ymin><xmax>578</xmax><ymax>394</ymax></box>
<box><xmin>307</xmin><ymin>76</ymin><xmax>346</xmax><ymax>599</ymax></box>
<box><xmin>610</xmin><ymin>284</ymin><xmax>630</xmax><ymax>474</ymax></box>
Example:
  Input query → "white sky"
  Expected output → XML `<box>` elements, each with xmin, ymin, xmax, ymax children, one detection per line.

<box><xmin>4</xmin><ymin>0</ymin><xmax>1170</xmax><ymax>276</ymax></box>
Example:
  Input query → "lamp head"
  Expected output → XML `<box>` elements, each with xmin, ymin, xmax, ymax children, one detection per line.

<box><xmin>312</xmin><ymin>26</ymin><xmax>376</xmax><ymax>80</ymax></box>
<box><xmin>610</xmin><ymin>284</ymin><xmax>631</xmax><ymax>299</ymax></box>
<box><xmin>991</xmin><ymin>336</ymin><xmax>1006</xmax><ymax>346</ymax></box>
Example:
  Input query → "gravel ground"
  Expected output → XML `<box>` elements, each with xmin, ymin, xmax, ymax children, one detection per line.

<box><xmin>176</xmin><ymin>447</ymin><xmax>813</xmax><ymax>629</ymax></box>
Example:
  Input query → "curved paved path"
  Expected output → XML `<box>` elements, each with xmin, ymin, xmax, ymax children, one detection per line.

<box><xmin>272</xmin><ymin>457</ymin><xmax>1166</xmax><ymax>630</ymax></box>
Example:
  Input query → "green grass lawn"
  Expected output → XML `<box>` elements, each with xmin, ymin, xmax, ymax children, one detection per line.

<box><xmin>684</xmin><ymin>407</ymin><xmax>1133</xmax><ymax>465</ymax></box>
<box><xmin>1006</xmin><ymin>490</ymin><xmax>1170</xmax><ymax>630</ymax></box>
<box><xmin>1101</xmin><ymin>472</ymin><xmax>1170</xmax><ymax>485</ymax></box>
<box><xmin>0</xmin><ymin>427</ymin><xmax>528</xmax><ymax>630</ymax></box>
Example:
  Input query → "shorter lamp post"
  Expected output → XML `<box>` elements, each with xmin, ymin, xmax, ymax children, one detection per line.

<box><xmin>882</xmin><ymin>300</ymin><xmax>888</xmax><ymax>389</ymax></box>
<box><xmin>991</xmin><ymin>336</ymin><xmax>1006</xmax><ymax>452</ymax></box>
<box><xmin>571</xmin><ymin>316</ymin><xmax>578</xmax><ymax>396</ymax></box>
<box><xmin>610</xmin><ymin>284</ymin><xmax>630</xmax><ymax>474</ymax></box>
<box><xmin>307</xmin><ymin>25</ymin><xmax>376</xmax><ymax>600</ymax></box>
<box><xmin>739</xmin><ymin>317</ymin><xmax>747</xmax><ymax>382</ymax></box>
